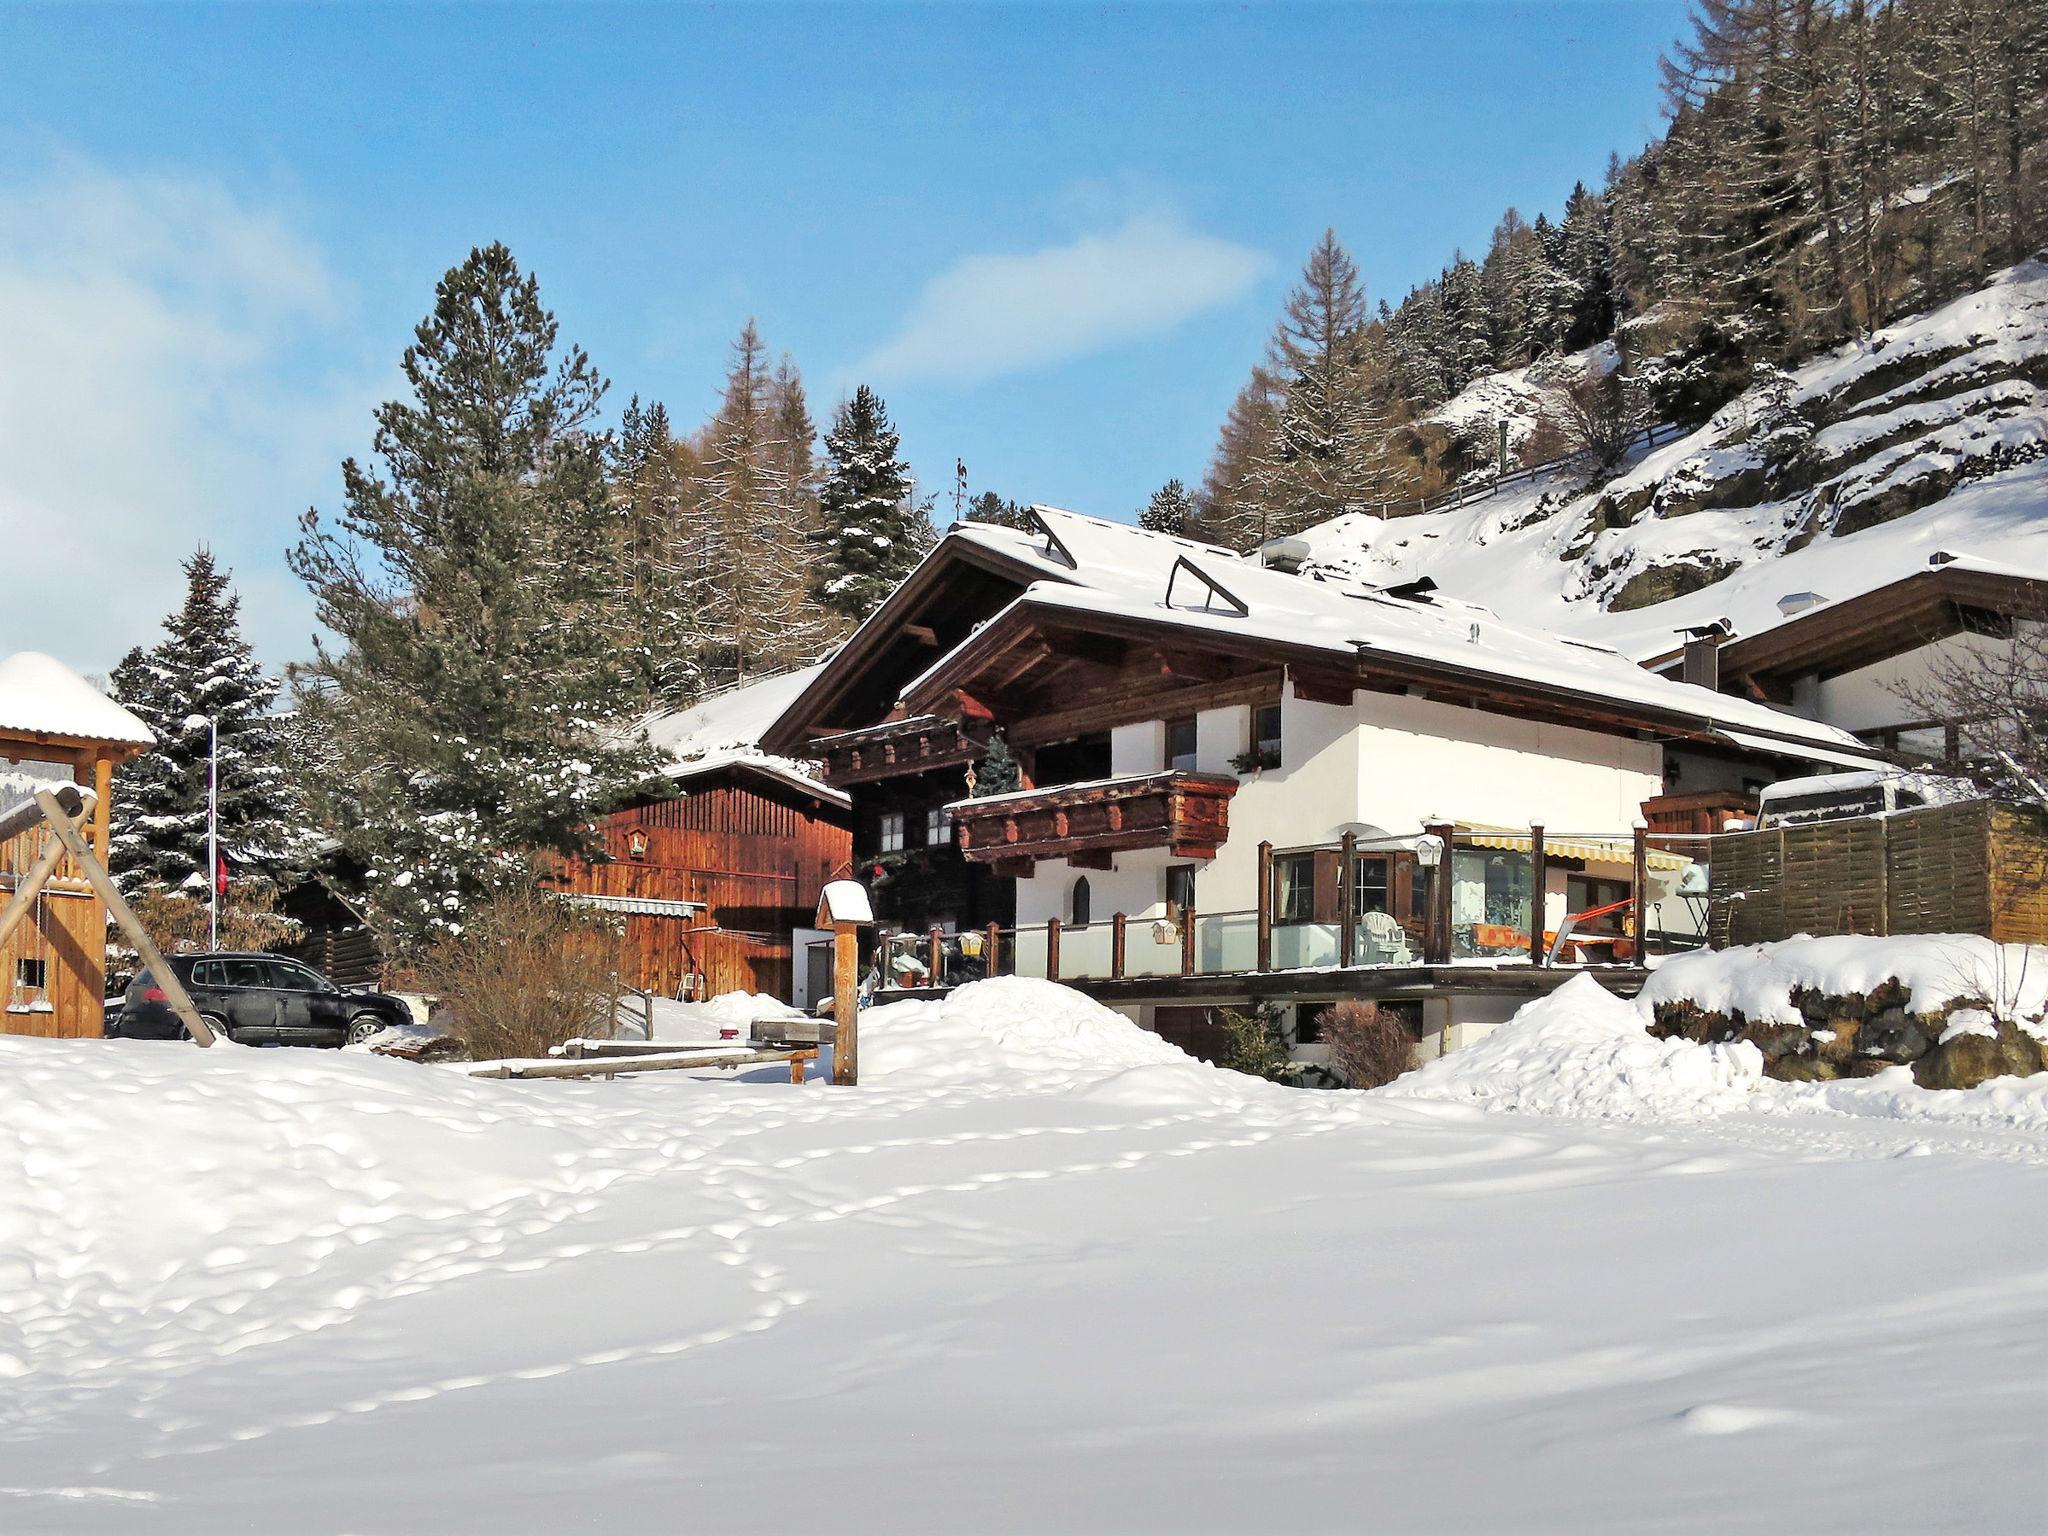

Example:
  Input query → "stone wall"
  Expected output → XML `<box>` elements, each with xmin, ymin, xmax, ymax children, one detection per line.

<box><xmin>1649</xmin><ymin>981</ymin><xmax>2046</xmax><ymax>1090</ymax></box>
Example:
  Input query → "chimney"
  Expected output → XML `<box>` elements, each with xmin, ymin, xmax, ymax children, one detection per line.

<box><xmin>1679</xmin><ymin>620</ymin><xmax>1731</xmax><ymax>690</ymax></box>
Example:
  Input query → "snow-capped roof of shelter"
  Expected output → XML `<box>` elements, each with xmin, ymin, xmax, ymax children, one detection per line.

<box><xmin>946</xmin><ymin>504</ymin><xmax>1240</xmax><ymax>595</ymax></box>
<box><xmin>643</xmin><ymin>663</ymin><xmax>846</xmax><ymax>804</ymax></box>
<box><xmin>898</xmin><ymin>534</ymin><xmax>1877</xmax><ymax>765</ymax></box>
<box><xmin>0</xmin><ymin>651</ymin><xmax>153</xmax><ymax>749</ymax></box>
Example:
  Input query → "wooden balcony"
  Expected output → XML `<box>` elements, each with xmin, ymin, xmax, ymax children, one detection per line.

<box><xmin>813</xmin><ymin>714</ymin><xmax>993</xmax><ymax>787</ymax></box>
<box><xmin>951</xmin><ymin>770</ymin><xmax>1239</xmax><ymax>876</ymax></box>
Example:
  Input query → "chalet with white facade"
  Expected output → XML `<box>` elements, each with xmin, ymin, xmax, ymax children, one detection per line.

<box><xmin>761</xmin><ymin>509</ymin><xmax>1876</xmax><ymax>1063</ymax></box>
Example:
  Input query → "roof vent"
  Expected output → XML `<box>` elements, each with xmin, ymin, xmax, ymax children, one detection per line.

<box><xmin>1928</xmin><ymin>549</ymin><xmax>1959</xmax><ymax>567</ymax></box>
<box><xmin>1775</xmin><ymin>591</ymin><xmax>1828</xmax><ymax>617</ymax></box>
<box><xmin>1257</xmin><ymin>536</ymin><xmax>1313</xmax><ymax>573</ymax></box>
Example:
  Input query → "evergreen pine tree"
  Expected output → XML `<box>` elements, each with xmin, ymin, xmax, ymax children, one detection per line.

<box><xmin>1193</xmin><ymin>366</ymin><xmax>1284</xmax><ymax>549</ymax></box>
<box><xmin>609</xmin><ymin>395</ymin><xmax>704</xmax><ymax>706</ymax></box>
<box><xmin>108</xmin><ymin>550</ymin><xmax>304</xmax><ymax>903</ymax></box>
<box><xmin>970</xmin><ymin>731</ymin><xmax>1022</xmax><ymax>797</ymax></box>
<box><xmin>289</xmin><ymin>242</ymin><xmax>661</xmax><ymax>948</ymax></box>
<box><xmin>1139</xmin><ymin>479</ymin><xmax>1193</xmax><ymax>536</ymax></box>
<box><xmin>965</xmin><ymin>491</ymin><xmax>1031</xmax><ymax>530</ymax></box>
<box><xmin>810</xmin><ymin>386</ymin><xmax>932</xmax><ymax>620</ymax></box>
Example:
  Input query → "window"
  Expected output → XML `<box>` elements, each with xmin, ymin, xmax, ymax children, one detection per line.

<box><xmin>188</xmin><ymin>961</ymin><xmax>220</xmax><ymax>987</ymax></box>
<box><xmin>268</xmin><ymin>962</ymin><xmax>333</xmax><ymax>993</ymax></box>
<box><xmin>223</xmin><ymin>958</ymin><xmax>270</xmax><ymax>989</ymax></box>
<box><xmin>1070</xmin><ymin>876</ymin><xmax>1092</xmax><ymax>928</ymax></box>
<box><xmin>1164</xmin><ymin>864</ymin><xmax>1196</xmax><ymax>920</ymax></box>
<box><xmin>1353</xmin><ymin>857</ymin><xmax>1391</xmax><ymax>915</ymax></box>
<box><xmin>15</xmin><ymin>958</ymin><xmax>46</xmax><ymax>992</ymax></box>
<box><xmin>1166</xmin><ymin>716</ymin><xmax>1198</xmax><ymax>773</ymax></box>
<box><xmin>1273</xmin><ymin>853</ymin><xmax>1316</xmax><ymax>923</ymax></box>
<box><xmin>926</xmin><ymin>806</ymin><xmax>952</xmax><ymax>845</ymax></box>
<box><xmin>878</xmin><ymin>812</ymin><xmax>906</xmax><ymax>853</ymax></box>
<box><xmin>1241</xmin><ymin>704</ymin><xmax>1282</xmax><ymax>771</ymax></box>
<box><xmin>1293</xmin><ymin>1006</ymin><xmax>1322</xmax><ymax>1046</ymax></box>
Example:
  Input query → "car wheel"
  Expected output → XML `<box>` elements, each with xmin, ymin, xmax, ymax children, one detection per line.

<box><xmin>345</xmin><ymin>1014</ymin><xmax>386</xmax><ymax>1046</ymax></box>
<box><xmin>191</xmin><ymin>1013</ymin><xmax>230</xmax><ymax>1044</ymax></box>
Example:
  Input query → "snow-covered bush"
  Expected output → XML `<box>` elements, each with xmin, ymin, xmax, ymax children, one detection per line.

<box><xmin>1316</xmin><ymin>999</ymin><xmax>1414</xmax><ymax>1089</ymax></box>
<box><xmin>411</xmin><ymin>886</ymin><xmax>628</xmax><ymax>1061</ymax></box>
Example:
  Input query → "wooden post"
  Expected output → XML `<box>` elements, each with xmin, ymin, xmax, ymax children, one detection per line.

<box><xmin>90</xmin><ymin>754</ymin><xmax>113</xmax><ymax>863</ymax></box>
<box><xmin>1111</xmin><ymin>911</ymin><xmax>1127</xmax><ymax>978</ymax></box>
<box><xmin>1631</xmin><ymin>823</ymin><xmax>1650</xmax><ymax>962</ymax></box>
<box><xmin>832</xmin><ymin>924</ymin><xmax>858</xmax><ymax>1084</ymax></box>
<box><xmin>986</xmin><ymin>920</ymin><xmax>1002</xmax><ymax>977</ymax></box>
<box><xmin>816</xmin><ymin>881</ymin><xmax>874</xmax><ymax>1088</ymax></box>
<box><xmin>927</xmin><ymin>926</ymin><xmax>943</xmax><ymax>987</ymax></box>
<box><xmin>1181</xmin><ymin>904</ymin><xmax>1197</xmax><ymax>976</ymax></box>
<box><xmin>32</xmin><ymin>789</ymin><xmax>218</xmax><ymax>1047</ymax></box>
<box><xmin>1528</xmin><ymin>823</ymin><xmax>1547</xmax><ymax>968</ymax></box>
<box><xmin>1338</xmin><ymin>831</ymin><xmax>1357</xmax><ymax>968</ymax></box>
<box><xmin>1046</xmin><ymin>917</ymin><xmax>1062</xmax><ymax>982</ymax></box>
<box><xmin>1425</xmin><ymin>821</ymin><xmax>1455</xmax><ymax>964</ymax></box>
<box><xmin>1256</xmin><ymin>840</ymin><xmax>1274</xmax><ymax>973</ymax></box>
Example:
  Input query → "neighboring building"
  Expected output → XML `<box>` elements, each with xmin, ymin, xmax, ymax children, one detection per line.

<box><xmin>762</xmin><ymin>509</ymin><xmax>1874</xmax><ymax>1062</ymax></box>
<box><xmin>552</xmin><ymin>665</ymin><xmax>852</xmax><ymax>1008</ymax></box>
<box><xmin>1661</xmin><ymin>554</ymin><xmax>2048</xmax><ymax>759</ymax></box>
<box><xmin>0</xmin><ymin>652</ymin><xmax>154</xmax><ymax>1037</ymax></box>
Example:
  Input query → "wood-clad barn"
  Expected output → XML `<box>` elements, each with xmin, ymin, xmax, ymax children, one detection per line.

<box><xmin>551</xmin><ymin>665</ymin><xmax>853</xmax><ymax>1006</ymax></box>
<box><xmin>0</xmin><ymin>652</ymin><xmax>155</xmax><ymax>1037</ymax></box>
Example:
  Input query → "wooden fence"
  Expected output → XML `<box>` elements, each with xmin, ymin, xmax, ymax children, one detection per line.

<box><xmin>1709</xmin><ymin>802</ymin><xmax>2048</xmax><ymax>946</ymax></box>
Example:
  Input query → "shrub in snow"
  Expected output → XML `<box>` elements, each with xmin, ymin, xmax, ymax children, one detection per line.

<box><xmin>1316</xmin><ymin>1000</ymin><xmax>1414</xmax><ymax>1089</ymax></box>
<box><xmin>411</xmin><ymin>885</ymin><xmax>628</xmax><ymax>1062</ymax></box>
<box><xmin>1216</xmin><ymin>1004</ymin><xmax>1300</xmax><ymax>1085</ymax></box>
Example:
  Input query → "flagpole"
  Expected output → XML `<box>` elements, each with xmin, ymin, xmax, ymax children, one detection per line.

<box><xmin>207</xmin><ymin>716</ymin><xmax>219</xmax><ymax>950</ymax></box>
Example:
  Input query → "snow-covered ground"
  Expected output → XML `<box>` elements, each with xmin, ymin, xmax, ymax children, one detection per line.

<box><xmin>4</xmin><ymin>976</ymin><xmax>2047</xmax><ymax>1532</ymax></box>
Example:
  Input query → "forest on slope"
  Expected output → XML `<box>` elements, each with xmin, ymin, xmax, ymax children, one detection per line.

<box><xmin>1187</xmin><ymin>0</ymin><xmax>2047</xmax><ymax>550</ymax></box>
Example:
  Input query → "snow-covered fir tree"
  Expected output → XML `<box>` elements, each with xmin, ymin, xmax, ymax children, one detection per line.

<box><xmin>108</xmin><ymin>549</ymin><xmax>304</xmax><ymax>902</ymax></box>
<box><xmin>1192</xmin><ymin>366</ymin><xmax>1283</xmax><ymax>549</ymax></box>
<box><xmin>1257</xmin><ymin>231</ymin><xmax>1388</xmax><ymax>538</ymax></box>
<box><xmin>608</xmin><ymin>395</ymin><xmax>705</xmax><ymax>707</ymax></box>
<box><xmin>1139</xmin><ymin>479</ymin><xmax>1193</xmax><ymax>536</ymax></box>
<box><xmin>289</xmin><ymin>242</ymin><xmax>663</xmax><ymax>949</ymax></box>
<box><xmin>810</xmin><ymin>385</ymin><xmax>934</xmax><ymax>621</ymax></box>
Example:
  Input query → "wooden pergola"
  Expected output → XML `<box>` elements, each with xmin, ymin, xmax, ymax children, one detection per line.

<box><xmin>0</xmin><ymin>652</ymin><xmax>157</xmax><ymax>1038</ymax></box>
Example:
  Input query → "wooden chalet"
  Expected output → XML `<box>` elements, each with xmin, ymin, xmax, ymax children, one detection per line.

<box><xmin>552</xmin><ymin>665</ymin><xmax>852</xmax><ymax>1007</ymax></box>
<box><xmin>0</xmin><ymin>652</ymin><xmax>154</xmax><ymax>1037</ymax></box>
<box><xmin>761</xmin><ymin>508</ymin><xmax>1878</xmax><ymax>1066</ymax></box>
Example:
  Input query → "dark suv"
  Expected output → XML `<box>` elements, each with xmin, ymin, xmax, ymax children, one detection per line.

<box><xmin>114</xmin><ymin>953</ymin><xmax>411</xmax><ymax>1048</ymax></box>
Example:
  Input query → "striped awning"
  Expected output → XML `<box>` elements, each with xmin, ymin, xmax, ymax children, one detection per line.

<box><xmin>1458</xmin><ymin>825</ymin><xmax>1691</xmax><ymax>873</ymax></box>
<box><xmin>562</xmin><ymin>893</ymin><xmax>703</xmax><ymax>918</ymax></box>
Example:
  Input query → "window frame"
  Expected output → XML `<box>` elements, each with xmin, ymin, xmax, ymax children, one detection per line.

<box><xmin>1250</xmin><ymin>703</ymin><xmax>1282</xmax><ymax>770</ymax></box>
<box><xmin>1165</xmin><ymin>716</ymin><xmax>1199</xmax><ymax>774</ymax></box>
<box><xmin>878</xmin><ymin>812</ymin><xmax>906</xmax><ymax>854</ymax></box>
<box><xmin>926</xmin><ymin>805</ymin><xmax>952</xmax><ymax>846</ymax></box>
<box><xmin>1273</xmin><ymin>852</ymin><xmax>1316</xmax><ymax>924</ymax></box>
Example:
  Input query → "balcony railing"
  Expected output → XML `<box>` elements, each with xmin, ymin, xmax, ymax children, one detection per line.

<box><xmin>813</xmin><ymin>714</ymin><xmax>993</xmax><ymax>787</ymax></box>
<box><xmin>950</xmin><ymin>770</ymin><xmax>1239</xmax><ymax>875</ymax></box>
<box><xmin>844</xmin><ymin>822</ymin><xmax>1704</xmax><ymax>993</ymax></box>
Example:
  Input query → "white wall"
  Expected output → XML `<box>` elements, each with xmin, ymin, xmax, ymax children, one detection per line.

<box><xmin>1007</xmin><ymin>674</ymin><xmax>1663</xmax><ymax>932</ymax></box>
<box><xmin>1812</xmin><ymin>623</ymin><xmax>2037</xmax><ymax>734</ymax></box>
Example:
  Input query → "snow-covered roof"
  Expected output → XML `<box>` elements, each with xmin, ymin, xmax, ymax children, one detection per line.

<box><xmin>0</xmin><ymin>651</ymin><xmax>153</xmax><ymax>749</ymax></box>
<box><xmin>897</xmin><ymin>528</ymin><xmax>1874</xmax><ymax>763</ymax></box>
<box><xmin>643</xmin><ymin>663</ymin><xmax>847</xmax><ymax>805</ymax></box>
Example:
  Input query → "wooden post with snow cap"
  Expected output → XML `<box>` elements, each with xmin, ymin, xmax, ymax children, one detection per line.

<box><xmin>816</xmin><ymin>880</ymin><xmax>874</xmax><ymax>1087</ymax></box>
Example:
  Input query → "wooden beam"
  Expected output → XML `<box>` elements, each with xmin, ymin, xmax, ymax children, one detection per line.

<box><xmin>32</xmin><ymin>788</ymin><xmax>217</xmax><ymax>1047</ymax></box>
<box><xmin>1046</xmin><ymin>917</ymin><xmax>1061</xmax><ymax>982</ymax></box>
<box><xmin>832</xmin><ymin>922</ymin><xmax>859</xmax><ymax>1086</ymax></box>
<box><xmin>1006</xmin><ymin>672</ymin><xmax>1283</xmax><ymax>750</ymax></box>
<box><xmin>903</xmin><ymin>623</ymin><xmax>939</xmax><ymax>647</ymax></box>
<box><xmin>1067</xmin><ymin>848</ymin><xmax>1115</xmax><ymax>870</ymax></box>
<box><xmin>1529</xmin><ymin>824</ymin><xmax>1547</xmax><ymax>968</ymax></box>
<box><xmin>1111</xmin><ymin>912</ymin><xmax>1127</xmax><ymax>979</ymax></box>
<box><xmin>1338</xmin><ymin>831</ymin><xmax>1357</xmax><ymax>968</ymax></box>
<box><xmin>1293</xmin><ymin>673</ymin><xmax>1357</xmax><ymax>708</ymax></box>
<box><xmin>1425</xmin><ymin>822</ymin><xmax>1455</xmax><ymax>965</ymax></box>
<box><xmin>0</xmin><ymin>832</ymin><xmax>67</xmax><ymax>953</ymax></box>
<box><xmin>1256</xmin><ymin>841</ymin><xmax>1274</xmax><ymax>974</ymax></box>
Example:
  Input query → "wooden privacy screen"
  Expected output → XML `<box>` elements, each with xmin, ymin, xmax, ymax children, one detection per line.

<box><xmin>1709</xmin><ymin>802</ymin><xmax>2048</xmax><ymax>947</ymax></box>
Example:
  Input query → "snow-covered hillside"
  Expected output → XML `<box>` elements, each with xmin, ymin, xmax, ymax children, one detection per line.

<box><xmin>5</xmin><ymin>977</ymin><xmax>2048</xmax><ymax>1532</ymax></box>
<box><xmin>1301</xmin><ymin>262</ymin><xmax>2048</xmax><ymax>660</ymax></box>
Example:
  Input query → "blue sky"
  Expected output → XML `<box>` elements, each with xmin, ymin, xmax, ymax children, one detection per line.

<box><xmin>0</xmin><ymin>0</ymin><xmax>1686</xmax><ymax>675</ymax></box>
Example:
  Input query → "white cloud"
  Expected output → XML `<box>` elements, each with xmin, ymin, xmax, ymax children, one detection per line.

<box><xmin>0</xmin><ymin>159</ymin><xmax>373</xmax><ymax>676</ymax></box>
<box><xmin>859</xmin><ymin>214</ymin><xmax>1270</xmax><ymax>385</ymax></box>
